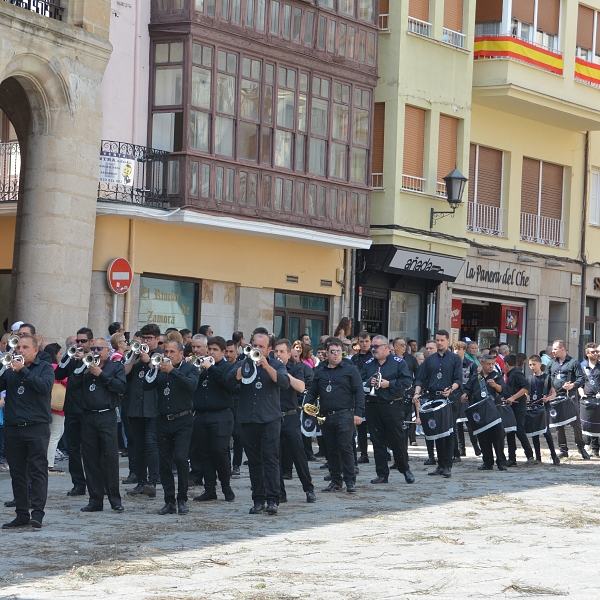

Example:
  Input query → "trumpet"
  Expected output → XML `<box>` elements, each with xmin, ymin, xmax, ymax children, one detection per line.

<box><xmin>7</xmin><ymin>335</ymin><xmax>19</xmax><ymax>351</ymax></box>
<box><xmin>369</xmin><ymin>368</ymin><xmax>382</xmax><ymax>397</ymax></box>
<box><xmin>303</xmin><ymin>402</ymin><xmax>326</xmax><ymax>425</ymax></box>
<box><xmin>82</xmin><ymin>353</ymin><xmax>101</xmax><ymax>369</ymax></box>
<box><xmin>67</xmin><ymin>345</ymin><xmax>83</xmax><ymax>358</ymax></box>
<box><xmin>146</xmin><ymin>354</ymin><xmax>171</xmax><ymax>383</ymax></box>
<box><xmin>58</xmin><ymin>345</ymin><xmax>82</xmax><ymax>368</ymax></box>
<box><xmin>124</xmin><ymin>340</ymin><xmax>150</xmax><ymax>364</ymax></box>
<box><xmin>0</xmin><ymin>352</ymin><xmax>23</xmax><ymax>368</ymax></box>
<box><xmin>248</xmin><ymin>348</ymin><xmax>263</xmax><ymax>363</ymax></box>
<box><xmin>243</xmin><ymin>344</ymin><xmax>253</xmax><ymax>356</ymax></box>
<box><xmin>189</xmin><ymin>355</ymin><xmax>215</xmax><ymax>369</ymax></box>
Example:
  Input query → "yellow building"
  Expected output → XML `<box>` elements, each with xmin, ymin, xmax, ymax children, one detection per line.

<box><xmin>367</xmin><ymin>0</ymin><xmax>600</xmax><ymax>357</ymax></box>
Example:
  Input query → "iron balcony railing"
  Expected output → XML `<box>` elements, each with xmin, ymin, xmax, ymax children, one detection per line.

<box><xmin>3</xmin><ymin>0</ymin><xmax>64</xmax><ymax>20</ymax></box>
<box><xmin>0</xmin><ymin>141</ymin><xmax>20</xmax><ymax>202</ymax></box>
<box><xmin>372</xmin><ymin>173</ymin><xmax>383</xmax><ymax>189</ymax></box>
<box><xmin>520</xmin><ymin>212</ymin><xmax>564</xmax><ymax>247</ymax></box>
<box><xmin>443</xmin><ymin>27</ymin><xmax>465</xmax><ymax>48</ymax></box>
<box><xmin>97</xmin><ymin>140</ymin><xmax>171</xmax><ymax>209</ymax></box>
<box><xmin>378</xmin><ymin>13</ymin><xmax>389</xmax><ymax>31</ymax></box>
<box><xmin>401</xmin><ymin>174</ymin><xmax>425</xmax><ymax>193</ymax></box>
<box><xmin>467</xmin><ymin>202</ymin><xmax>504</xmax><ymax>237</ymax></box>
<box><xmin>408</xmin><ymin>16</ymin><xmax>431</xmax><ymax>38</ymax></box>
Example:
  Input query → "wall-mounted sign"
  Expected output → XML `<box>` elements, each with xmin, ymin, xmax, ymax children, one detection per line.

<box><xmin>384</xmin><ymin>248</ymin><xmax>465</xmax><ymax>282</ymax></box>
<box><xmin>99</xmin><ymin>150</ymin><xmax>135</xmax><ymax>187</ymax></box>
<box><xmin>500</xmin><ymin>305</ymin><xmax>523</xmax><ymax>335</ymax></box>
<box><xmin>451</xmin><ymin>299</ymin><xmax>462</xmax><ymax>328</ymax></box>
<box><xmin>137</xmin><ymin>276</ymin><xmax>195</xmax><ymax>332</ymax></box>
<box><xmin>464</xmin><ymin>262</ymin><xmax>530</xmax><ymax>288</ymax></box>
<box><xmin>107</xmin><ymin>258</ymin><xmax>133</xmax><ymax>294</ymax></box>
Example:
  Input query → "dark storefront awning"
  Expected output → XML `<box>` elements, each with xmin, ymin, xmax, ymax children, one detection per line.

<box><xmin>380</xmin><ymin>246</ymin><xmax>465</xmax><ymax>282</ymax></box>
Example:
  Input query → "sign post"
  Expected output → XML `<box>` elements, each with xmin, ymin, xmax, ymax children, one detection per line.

<box><xmin>107</xmin><ymin>258</ymin><xmax>133</xmax><ymax>324</ymax></box>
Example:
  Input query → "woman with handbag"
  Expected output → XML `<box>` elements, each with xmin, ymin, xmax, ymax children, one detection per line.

<box><xmin>45</xmin><ymin>343</ymin><xmax>67</xmax><ymax>474</ymax></box>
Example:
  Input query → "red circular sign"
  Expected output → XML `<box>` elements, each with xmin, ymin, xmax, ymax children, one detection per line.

<box><xmin>107</xmin><ymin>258</ymin><xmax>133</xmax><ymax>294</ymax></box>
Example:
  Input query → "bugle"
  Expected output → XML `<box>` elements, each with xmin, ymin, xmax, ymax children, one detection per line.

<box><xmin>124</xmin><ymin>340</ymin><xmax>150</xmax><ymax>364</ymax></box>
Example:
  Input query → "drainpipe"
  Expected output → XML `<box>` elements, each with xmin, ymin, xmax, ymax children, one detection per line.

<box><xmin>579</xmin><ymin>131</ymin><xmax>590</xmax><ymax>362</ymax></box>
<box><xmin>349</xmin><ymin>250</ymin><xmax>357</xmax><ymax>334</ymax></box>
<box><xmin>123</xmin><ymin>219</ymin><xmax>136</xmax><ymax>333</ymax></box>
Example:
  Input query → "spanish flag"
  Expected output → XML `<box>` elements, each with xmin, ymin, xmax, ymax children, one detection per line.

<box><xmin>575</xmin><ymin>57</ymin><xmax>600</xmax><ymax>86</ymax></box>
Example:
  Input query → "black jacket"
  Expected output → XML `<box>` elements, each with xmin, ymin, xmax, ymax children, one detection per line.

<box><xmin>415</xmin><ymin>350</ymin><xmax>462</xmax><ymax>393</ymax></box>
<box><xmin>144</xmin><ymin>361</ymin><xmax>200</xmax><ymax>415</ymax></box>
<box><xmin>71</xmin><ymin>361</ymin><xmax>127</xmax><ymax>411</ymax></box>
<box><xmin>351</xmin><ymin>350</ymin><xmax>373</xmax><ymax>371</ymax></box>
<box><xmin>126</xmin><ymin>354</ymin><xmax>161</xmax><ymax>418</ymax></box>
<box><xmin>194</xmin><ymin>358</ymin><xmax>236</xmax><ymax>411</ymax></box>
<box><xmin>528</xmin><ymin>372</ymin><xmax>553</xmax><ymax>404</ymax></box>
<box><xmin>360</xmin><ymin>354</ymin><xmax>412</xmax><ymax>402</ymax></box>
<box><xmin>581</xmin><ymin>363</ymin><xmax>600</xmax><ymax>397</ymax></box>
<box><xmin>280</xmin><ymin>362</ymin><xmax>306</xmax><ymax>412</ymax></box>
<box><xmin>305</xmin><ymin>359</ymin><xmax>365</xmax><ymax>417</ymax></box>
<box><xmin>55</xmin><ymin>358</ymin><xmax>84</xmax><ymax>414</ymax></box>
<box><xmin>503</xmin><ymin>367</ymin><xmax>529</xmax><ymax>410</ymax></box>
<box><xmin>464</xmin><ymin>370</ymin><xmax>504</xmax><ymax>406</ymax></box>
<box><xmin>548</xmin><ymin>355</ymin><xmax>584</xmax><ymax>394</ymax></box>
<box><xmin>0</xmin><ymin>356</ymin><xmax>54</xmax><ymax>425</ymax></box>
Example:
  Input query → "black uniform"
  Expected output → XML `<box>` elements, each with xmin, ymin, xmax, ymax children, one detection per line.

<box><xmin>527</xmin><ymin>372</ymin><xmax>558</xmax><ymax>462</ymax></box>
<box><xmin>456</xmin><ymin>358</ymin><xmax>480</xmax><ymax>458</ymax></box>
<box><xmin>192</xmin><ymin>358</ymin><xmax>236</xmax><ymax>498</ymax></box>
<box><xmin>297</xmin><ymin>362</ymin><xmax>316</xmax><ymax>459</ymax></box>
<box><xmin>0</xmin><ymin>357</ymin><xmax>54</xmax><ymax>525</ymax></box>
<box><xmin>305</xmin><ymin>360</ymin><xmax>365</xmax><ymax>487</ymax></box>
<box><xmin>125</xmin><ymin>353</ymin><xmax>160</xmax><ymax>486</ymax></box>
<box><xmin>361</xmin><ymin>354</ymin><xmax>412</xmax><ymax>479</ymax></box>
<box><xmin>548</xmin><ymin>355</ymin><xmax>585</xmax><ymax>454</ymax></box>
<box><xmin>415</xmin><ymin>350</ymin><xmax>462</xmax><ymax>470</ymax></box>
<box><xmin>400</xmin><ymin>352</ymin><xmax>419</xmax><ymax>446</ymax></box>
<box><xmin>144</xmin><ymin>361</ymin><xmax>200</xmax><ymax>506</ymax></box>
<box><xmin>351</xmin><ymin>351</ymin><xmax>373</xmax><ymax>459</ymax></box>
<box><xmin>230</xmin><ymin>372</ymin><xmax>243</xmax><ymax>470</ymax></box>
<box><xmin>464</xmin><ymin>370</ymin><xmax>506</xmax><ymax>468</ymax></box>
<box><xmin>71</xmin><ymin>360</ymin><xmax>127</xmax><ymax>509</ymax></box>
<box><xmin>227</xmin><ymin>358</ymin><xmax>290</xmax><ymax>506</ymax></box>
<box><xmin>55</xmin><ymin>357</ymin><xmax>87</xmax><ymax>492</ymax></box>
<box><xmin>279</xmin><ymin>362</ymin><xmax>314</xmax><ymax>500</ymax></box>
<box><xmin>503</xmin><ymin>366</ymin><xmax>534</xmax><ymax>461</ymax></box>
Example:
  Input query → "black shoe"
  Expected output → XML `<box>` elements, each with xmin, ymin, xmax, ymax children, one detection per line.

<box><xmin>387</xmin><ymin>452</ymin><xmax>392</xmax><ymax>461</ymax></box>
<box><xmin>243</xmin><ymin>460</ymin><xmax>249</xmax><ymax>466</ymax></box>
<box><xmin>121</xmin><ymin>472</ymin><xmax>138</xmax><ymax>485</ymax></box>
<box><xmin>3</xmin><ymin>499</ymin><xmax>16</xmax><ymax>508</ymax></box>
<box><xmin>143</xmin><ymin>483</ymin><xmax>157</xmax><ymax>498</ymax></box>
<box><xmin>223</xmin><ymin>487</ymin><xmax>235</xmax><ymax>502</ymax></box>
<box><xmin>370</xmin><ymin>476</ymin><xmax>388</xmax><ymax>484</ymax></box>
<box><xmin>193</xmin><ymin>491</ymin><xmax>218</xmax><ymax>502</ymax></box>
<box><xmin>322</xmin><ymin>482</ymin><xmax>342</xmax><ymax>492</ymax></box>
<box><xmin>355</xmin><ymin>465</ymin><xmax>360</xmax><ymax>474</ymax></box>
<box><xmin>592</xmin><ymin>450</ymin><xmax>600</xmax><ymax>458</ymax></box>
<box><xmin>249</xmin><ymin>502</ymin><xmax>265</xmax><ymax>514</ymax></box>
<box><xmin>557</xmin><ymin>451</ymin><xmax>568</xmax><ymax>459</ymax></box>
<box><xmin>323</xmin><ymin>474</ymin><xmax>332</xmax><ymax>481</ymax></box>
<box><xmin>320</xmin><ymin>462</ymin><xmax>330</xmax><ymax>469</ymax></box>
<box><xmin>506</xmin><ymin>459</ymin><xmax>517</xmax><ymax>467</ymax></box>
<box><xmin>266</xmin><ymin>501</ymin><xmax>278</xmax><ymax>515</ymax></box>
<box><xmin>30</xmin><ymin>517</ymin><xmax>43</xmax><ymax>529</ymax></box>
<box><xmin>67</xmin><ymin>486</ymin><xmax>86</xmax><ymax>497</ymax></box>
<box><xmin>390</xmin><ymin>463</ymin><xmax>397</xmax><ymax>470</ymax></box>
<box><xmin>283</xmin><ymin>471</ymin><xmax>293</xmax><ymax>480</ymax></box>
<box><xmin>313</xmin><ymin>451</ymin><xmax>325</xmax><ymax>458</ymax></box>
<box><xmin>307</xmin><ymin>454</ymin><xmax>318</xmax><ymax>462</ymax></box>
<box><xmin>424</xmin><ymin>457</ymin><xmax>436</xmax><ymax>466</ymax></box>
<box><xmin>498</xmin><ymin>464</ymin><xmax>508</xmax><ymax>471</ymax></box>
<box><xmin>552</xmin><ymin>455</ymin><xmax>560</xmax><ymax>465</ymax></box>
<box><xmin>158</xmin><ymin>503</ymin><xmax>176</xmax><ymax>515</ymax></box>
<box><xmin>80</xmin><ymin>504</ymin><xmax>103</xmax><ymax>512</ymax></box>
<box><xmin>404</xmin><ymin>470</ymin><xmax>415</xmax><ymax>484</ymax></box>
<box><xmin>178</xmin><ymin>501</ymin><xmax>189</xmax><ymax>515</ymax></box>
<box><xmin>279</xmin><ymin>495</ymin><xmax>288</xmax><ymax>503</ymax></box>
<box><xmin>428</xmin><ymin>466</ymin><xmax>443</xmax><ymax>476</ymax></box>
<box><xmin>127</xmin><ymin>483</ymin><xmax>145</xmax><ymax>496</ymax></box>
<box><xmin>478</xmin><ymin>464</ymin><xmax>494</xmax><ymax>471</ymax></box>
<box><xmin>459</xmin><ymin>450</ymin><xmax>466</xmax><ymax>457</ymax></box>
<box><xmin>442</xmin><ymin>467</ymin><xmax>452</xmax><ymax>478</ymax></box>
<box><xmin>357</xmin><ymin>455</ymin><xmax>369</xmax><ymax>464</ymax></box>
<box><xmin>346</xmin><ymin>481</ymin><xmax>356</xmax><ymax>493</ymax></box>
<box><xmin>580</xmin><ymin>448</ymin><xmax>591</xmax><ymax>460</ymax></box>
<box><xmin>2</xmin><ymin>517</ymin><xmax>30</xmax><ymax>529</ymax></box>
<box><xmin>231</xmin><ymin>465</ymin><xmax>241</xmax><ymax>477</ymax></box>
<box><xmin>452</xmin><ymin>456</ymin><xmax>461</xmax><ymax>463</ymax></box>
<box><xmin>112</xmin><ymin>504</ymin><xmax>124</xmax><ymax>512</ymax></box>
<box><xmin>306</xmin><ymin>491</ymin><xmax>316</xmax><ymax>503</ymax></box>
<box><xmin>474</xmin><ymin>446</ymin><xmax>482</xmax><ymax>456</ymax></box>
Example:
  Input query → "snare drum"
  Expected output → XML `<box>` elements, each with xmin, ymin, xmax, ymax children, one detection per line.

<box><xmin>498</xmin><ymin>403</ymin><xmax>517</xmax><ymax>433</ymax></box>
<box><xmin>548</xmin><ymin>395</ymin><xmax>577</xmax><ymax>428</ymax></box>
<box><xmin>525</xmin><ymin>404</ymin><xmax>548</xmax><ymax>437</ymax></box>
<box><xmin>419</xmin><ymin>399</ymin><xmax>454</xmax><ymax>441</ymax></box>
<box><xmin>580</xmin><ymin>398</ymin><xmax>600</xmax><ymax>438</ymax></box>
<box><xmin>465</xmin><ymin>397</ymin><xmax>502</xmax><ymax>435</ymax></box>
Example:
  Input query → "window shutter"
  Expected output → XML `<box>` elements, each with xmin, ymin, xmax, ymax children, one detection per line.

<box><xmin>403</xmin><ymin>105</ymin><xmax>425</xmax><ymax>178</ymax></box>
<box><xmin>444</xmin><ymin>0</ymin><xmax>463</xmax><ymax>32</ymax></box>
<box><xmin>540</xmin><ymin>162</ymin><xmax>563</xmax><ymax>220</ymax></box>
<box><xmin>521</xmin><ymin>157</ymin><xmax>540</xmax><ymax>215</ymax></box>
<box><xmin>477</xmin><ymin>146</ymin><xmax>502</xmax><ymax>207</ymax></box>
<box><xmin>468</xmin><ymin>143</ymin><xmax>476</xmax><ymax>204</ymax></box>
<box><xmin>379</xmin><ymin>0</ymin><xmax>389</xmax><ymax>15</ymax></box>
<box><xmin>577</xmin><ymin>4</ymin><xmax>594</xmax><ymax>50</ymax></box>
<box><xmin>512</xmin><ymin>0</ymin><xmax>535</xmax><ymax>25</ymax></box>
<box><xmin>409</xmin><ymin>0</ymin><xmax>429</xmax><ymax>22</ymax></box>
<box><xmin>537</xmin><ymin>0</ymin><xmax>560</xmax><ymax>35</ymax></box>
<box><xmin>475</xmin><ymin>0</ymin><xmax>503</xmax><ymax>23</ymax></box>
<box><xmin>591</xmin><ymin>170</ymin><xmax>600</xmax><ymax>226</ymax></box>
<box><xmin>437</xmin><ymin>114</ymin><xmax>458</xmax><ymax>183</ymax></box>
<box><xmin>372</xmin><ymin>103</ymin><xmax>385</xmax><ymax>174</ymax></box>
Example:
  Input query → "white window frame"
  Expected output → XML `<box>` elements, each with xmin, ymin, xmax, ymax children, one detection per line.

<box><xmin>590</xmin><ymin>168</ymin><xmax>600</xmax><ymax>227</ymax></box>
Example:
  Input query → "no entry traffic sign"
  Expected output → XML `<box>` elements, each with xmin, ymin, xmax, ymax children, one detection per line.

<box><xmin>107</xmin><ymin>258</ymin><xmax>133</xmax><ymax>294</ymax></box>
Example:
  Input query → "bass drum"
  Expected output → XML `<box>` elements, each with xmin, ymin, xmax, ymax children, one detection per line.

<box><xmin>548</xmin><ymin>395</ymin><xmax>577</xmax><ymax>429</ymax></box>
<box><xmin>498</xmin><ymin>403</ymin><xmax>517</xmax><ymax>433</ymax></box>
<box><xmin>580</xmin><ymin>398</ymin><xmax>600</xmax><ymax>438</ymax></box>
<box><xmin>420</xmin><ymin>399</ymin><xmax>454</xmax><ymax>441</ymax></box>
<box><xmin>525</xmin><ymin>405</ymin><xmax>548</xmax><ymax>437</ymax></box>
<box><xmin>465</xmin><ymin>397</ymin><xmax>502</xmax><ymax>436</ymax></box>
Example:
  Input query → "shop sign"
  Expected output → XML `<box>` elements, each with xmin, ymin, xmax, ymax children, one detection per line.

<box><xmin>137</xmin><ymin>276</ymin><xmax>195</xmax><ymax>332</ymax></box>
<box><xmin>99</xmin><ymin>150</ymin><xmax>135</xmax><ymax>187</ymax></box>
<box><xmin>500</xmin><ymin>305</ymin><xmax>523</xmax><ymax>335</ymax></box>
<box><xmin>451</xmin><ymin>299</ymin><xmax>462</xmax><ymax>328</ymax></box>
<box><xmin>464</xmin><ymin>262</ymin><xmax>530</xmax><ymax>288</ymax></box>
<box><xmin>385</xmin><ymin>248</ymin><xmax>465</xmax><ymax>282</ymax></box>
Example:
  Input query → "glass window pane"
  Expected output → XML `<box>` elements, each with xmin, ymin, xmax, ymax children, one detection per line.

<box><xmin>252</xmin><ymin>60</ymin><xmax>261</xmax><ymax>79</ymax></box>
<box><xmin>202</xmin><ymin>164</ymin><xmax>210</xmax><ymax>197</ymax></box>
<box><xmin>367</xmin><ymin>32</ymin><xmax>376</xmax><ymax>64</ymax></box>
<box><xmin>266</xmin><ymin>64</ymin><xmax>274</xmax><ymax>83</ymax></box>
<box><xmin>227</xmin><ymin>53</ymin><xmax>237</xmax><ymax>74</ymax></box>
<box><xmin>359</xmin><ymin>192</ymin><xmax>367</xmax><ymax>223</ymax></box>
<box><xmin>232</xmin><ymin>0</ymin><xmax>241</xmax><ymax>23</ymax></box>
<box><xmin>241</xmin><ymin>79</ymin><xmax>260</xmax><ymax>120</ymax></box>
<box><xmin>287</xmin><ymin>69</ymin><xmax>296</xmax><ymax>89</ymax></box>
<box><xmin>318</xmin><ymin>186</ymin><xmax>327</xmax><ymax>216</ymax></box>
<box><xmin>239</xmin><ymin>171</ymin><xmax>247</xmax><ymax>204</ymax></box>
<box><xmin>221</xmin><ymin>0</ymin><xmax>230</xmax><ymax>20</ymax></box>
<box><xmin>300</xmin><ymin>73</ymin><xmax>308</xmax><ymax>92</ymax></box>
<box><xmin>331</xmin><ymin>188</ymin><xmax>338</xmax><ymax>219</ymax></box>
<box><xmin>238</xmin><ymin>121</ymin><xmax>258</xmax><ymax>161</ymax></box>
<box><xmin>257</xmin><ymin>0</ymin><xmax>266</xmax><ymax>30</ymax></box>
<box><xmin>359</xmin><ymin>0</ymin><xmax>374</xmax><ymax>22</ymax></box>
<box><xmin>277</xmin><ymin>89</ymin><xmax>295</xmax><ymax>129</ymax></box>
<box><xmin>190</xmin><ymin>162</ymin><xmax>198</xmax><ymax>196</ymax></box>
<box><xmin>193</xmin><ymin>44</ymin><xmax>202</xmax><ymax>64</ymax></box>
<box><xmin>218</xmin><ymin>50</ymin><xmax>227</xmax><ymax>70</ymax></box>
<box><xmin>203</xmin><ymin>46</ymin><xmax>212</xmax><ymax>67</ymax></box>
<box><xmin>333</xmin><ymin>103</ymin><xmax>348</xmax><ymax>140</ymax></box>
<box><xmin>359</xmin><ymin>30</ymin><xmax>366</xmax><ymax>61</ymax></box>
<box><xmin>215</xmin><ymin>116</ymin><xmax>234</xmax><ymax>156</ymax></box>
<box><xmin>330</xmin><ymin>143</ymin><xmax>347</xmax><ymax>179</ymax></box>
<box><xmin>351</xmin><ymin>192</ymin><xmax>358</xmax><ymax>220</ymax></box>
<box><xmin>308</xmin><ymin>184</ymin><xmax>317</xmax><ymax>215</ymax></box>
<box><xmin>215</xmin><ymin>166</ymin><xmax>223</xmax><ymax>200</ymax></box>
<box><xmin>327</xmin><ymin>20</ymin><xmax>336</xmax><ymax>53</ymax></box>
<box><xmin>156</xmin><ymin>43</ymin><xmax>168</xmax><ymax>62</ymax></box>
<box><xmin>304</xmin><ymin>11</ymin><xmax>315</xmax><ymax>45</ymax></box>
<box><xmin>206</xmin><ymin>0</ymin><xmax>216</xmax><ymax>16</ymax></box>
<box><xmin>321</xmin><ymin>79</ymin><xmax>329</xmax><ymax>98</ymax></box>
<box><xmin>167</xmin><ymin>160</ymin><xmax>180</xmax><ymax>194</ymax></box>
<box><xmin>242</xmin><ymin>57</ymin><xmax>251</xmax><ymax>78</ymax></box>
<box><xmin>191</xmin><ymin>67</ymin><xmax>211</xmax><ymax>109</ymax></box>
<box><xmin>152</xmin><ymin>112</ymin><xmax>175</xmax><ymax>151</ymax></box>
<box><xmin>295</xmin><ymin>134</ymin><xmax>305</xmax><ymax>171</ymax></box>
<box><xmin>351</xmin><ymin>147</ymin><xmax>367</xmax><ymax>183</ymax></box>
<box><xmin>155</xmin><ymin>67</ymin><xmax>182</xmax><ymax>106</ymax></box>
<box><xmin>285</xmin><ymin>179</ymin><xmax>293</xmax><ymax>211</ymax></box>
<box><xmin>353</xmin><ymin>108</ymin><xmax>369</xmax><ymax>145</ymax></box>
<box><xmin>348</xmin><ymin>26</ymin><xmax>356</xmax><ymax>57</ymax></box>
<box><xmin>275</xmin><ymin>177</ymin><xmax>283</xmax><ymax>210</ymax></box>
<box><xmin>262</xmin><ymin>174</ymin><xmax>271</xmax><ymax>208</ymax></box>
<box><xmin>340</xmin><ymin>0</ymin><xmax>353</xmax><ymax>16</ymax></box>
<box><xmin>246</xmin><ymin>0</ymin><xmax>254</xmax><ymax>27</ymax></box>
<box><xmin>261</xmin><ymin>127</ymin><xmax>271</xmax><ymax>164</ymax></box>
<box><xmin>283</xmin><ymin>4</ymin><xmax>291</xmax><ymax>38</ymax></box>
<box><xmin>318</xmin><ymin>16</ymin><xmax>326</xmax><ymax>49</ymax></box>
<box><xmin>320</xmin><ymin>0</ymin><xmax>334</xmax><ymax>8</ymax></box>
<box><xmin>226</xmin><ymin>168</ymin><xmax>234</xmax><ymax>202</ymax></box>
<box><xmin>311</xmin><ymin>98</ymin><xmax>328</xmax><ymax>135</ymax></box>
<box><xmin>309</xmin><ymin>138</ymin><xmax>326</xmax><ymax>175</ymax></box>
<box><xmin>271</xmin><ymin>1</ymin><xmax>280</xmax><ymax>34</ymax></box>
<box><xmin>263</xmin><ymin>85</ymin><xmax>273</xmax><ymax>124</ymax></box>
<box><xmin>340</xmin><ymin>189</ymin><xmax>347</xmax><ymax>220</ymax></box>
<box><xmin>293</xmin><ymin>8</ymin><xmax>302</xmax><ymax>41</ymax></box>
<box><xmin>339</xmin><ymin>24</ymin><xmax>346</xmax><ymax>56</ymax></box>
<box><xmin>274</xmin><ymin>129</ymin><xmax>293</xmax><ymax>168</ymax></box>
<box><xmin>362</xmin><ymin>89</ymin><xmax>370</xmax><ymax>108</ymax></box>
<box><xmin>249</xmin><ymin>173</ymin><xmax>258</xmax><ymax>206</ymax></box>
<box><xmin>189</xmin><ymin>110</ymin><xmax>210</xmax><ymax>152</ymax></box>
<box><xmin>170</xmin><ymin>43</ymin><xmax>183</xmax><ymax>62</ymax></box>
<box><xmin>296</xmin><ymin>181</ymin><xmax>305</xmax><ymax>213</ymax></box>
<box><xmin>217</xmin><ymin>74</ymin><xmax>236</xmax><ymax>115</ymax></box>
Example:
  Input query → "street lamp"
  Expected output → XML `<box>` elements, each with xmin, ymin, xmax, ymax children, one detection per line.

<box><xmin>430</xmin><ymin>167</ymin><xmax>467</xmax><ymax>229</ymax></box>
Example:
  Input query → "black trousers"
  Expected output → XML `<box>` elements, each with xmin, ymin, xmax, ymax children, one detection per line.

<box><xmin>231</xmin><ymin>406</ymin><xmax>243</xmax><ymax>468</ymax></box>
<box><xmin>507</xmin><ymin>407</ymin><xmax>534</xmax><ymax>460</ymax></box>
<box><xmin>81</xmin><ymin>411</ymin><xmax>121</xmax><ymax>509</ymax></box>
<box><xmin>426</xmin><ymin>438</ymin><xmax>436</xmax><ymax>458</ymax></box>
<box><xmin>64</xmin><ymin>411</ymin><xmax>86</xmax><ymax>489</ymax></box>
<box><xmin>321</xmin><ymin>410</ymin><xmax>355</xmax><ymax>486</ymax></box>
<box><xmin>456</xmin><ymin>421</ymin><xmax>480</xmax><ymax>454</ymax></box>
<box><xmin>128</xmin><ymin>416</ymin><xmax>158</xmax><ymax>485</ymax></box>
<box><xmin>121</xmin><ymin>412</ymin><xmax>136</xmax><ymax>473</ymax></box>
<box><xmin>356</xmin><ymin>421</ymin><xmax>368</xmax><ymax>456</ymax></box>
<box><xmin>365</xmin><ymin>401</ymin><xmax>409</xmax><ymax>477</ymax></box>
<box><xmin>556</xmin><ymin>397</ymin><xmax>585</xmax><ymax>452</ymax></box>
<box><xmin>157</xmin><ymin>413</ymin><xmax>194</xmax><ymax>504</ymax></box>
<box><xmin>241</xmin><ymin>419</ymin><xmax>281</xmax><ymax>504</ymax></box>
<box><xmin>478</xmin><ymin>424</ymin><xmax>506</xmax><ymax>467</ymax></box>
<box><xmin>532</xmin><ymin>430</ymin><xmax>557</xmax><ymax>459</ymax></box>
<box><xmin>434</xmin><ymin>434</ymin><xmax>454</xmax><ymax>469</ymax></box>
<box><xmin>194</xmin><ymin>409</ymin><xmax>234</xmax><ymax>494</ymax></box>
<box><xmin>280</xmin><ymin>414</ymin><xmax>314</xmax><ymax>495</ymax></box>
<box><xmin>5</xmin><ymin>423</ymin><xmax>49</xmax><ymax>521</ymax></box>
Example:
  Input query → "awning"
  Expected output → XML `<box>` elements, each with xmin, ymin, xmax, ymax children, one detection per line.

<box><xmin>381</xmin><ymin>247</ymin><xmax>465</xmax><ymax>282</ymax></box>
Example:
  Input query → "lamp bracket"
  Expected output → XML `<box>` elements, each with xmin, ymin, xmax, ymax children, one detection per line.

<box><xmin>430</xmin><ymin>206</ymin><xmax>458</xmax><ymax>229</ymax></box>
